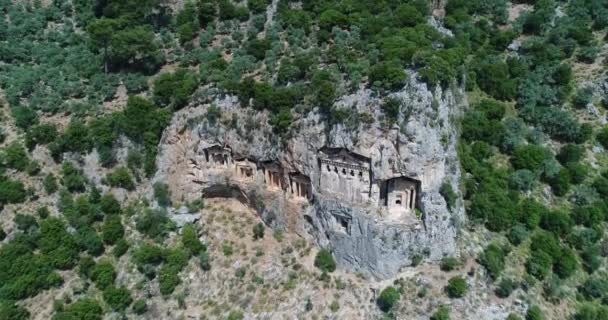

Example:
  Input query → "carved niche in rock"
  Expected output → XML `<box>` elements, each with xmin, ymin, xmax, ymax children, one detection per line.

<box><xmin>381</xmin><ymin>176</ymin><xmax>421</xmax><ymax>213</ymax></box>
<box><xmin>203</xmin><ymin>145</ymin><xmax>232</xmax><ymax>168</ymax></box>
<box><xmin>234</xmin><ymin>158</ymin><xmax>256</xmax><ymax>181</ymax></box>
<box><xmin>261</xmin><ymin>162</ymin><xmax>284</xmax><ymax>191</ymax></box>
<box><xmin>289</xmin><ymin>173</ymin><xmax>311</xmax><ymax>201</ymax></box>
<box><xmin>318</xmin><ymin>147</ymin><xmax>371</xmax><ymax>204</ymax></box>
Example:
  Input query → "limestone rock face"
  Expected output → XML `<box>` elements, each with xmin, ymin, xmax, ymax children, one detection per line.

<box><xmin>153</xmin><ymin>73</ymin><xmax>465</xmax><ymax>279</ymax></box>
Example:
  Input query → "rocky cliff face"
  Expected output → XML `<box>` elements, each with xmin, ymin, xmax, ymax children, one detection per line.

<box><xmin>153</xmin><ymin>73</ymin><xmax>466</xmax><ymax>279</ymax></box>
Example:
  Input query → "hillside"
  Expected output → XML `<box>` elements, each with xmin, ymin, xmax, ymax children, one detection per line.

<box><xmin>0</xmin><ymin>0</ymin><xmax>607</xmax><ymax>319</ymax></box>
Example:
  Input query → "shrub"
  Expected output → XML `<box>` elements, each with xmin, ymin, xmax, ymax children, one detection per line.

<box><xmin>526</xmin><ymin>305</ymin><xmax>544</xmax><ymax>320</ymax></box>
<box><xmin>509</xmin><ymin>169</ymin><xmax>537</xmax><ymax>192</ymax></box>
<box><xmin>153</xmin><ymin>69</ymin><xmax>198</xmax><ymax>109</ymax></box>
<box><xmin>440</xmin><ymin>182</ymin><xmax>457</xmax><ymax>211</ymax></box>
<box><xmin>495</xmin><ymin>278</ymin><xmax>518</xmax><ymax>298</ymax></box>
<box><xmin>440</xmin><ymin>257</ymin><xmax>461</xmax><ymax>271</ymax></box>
<box><xmin>526</xmin><ymin>250</ymin><xmax>552</xmax><ymax>280</ymax></box>
<box><xmin>512</xmin><ymin>145</ymin><xmax>550</xmax><ymax>172</ymax></box>
<box><xmin>158</xmin><ymin>264</ymin><xmax>180</xmax><ymax>295</ymax></box>
<box><xmin>105</xmin><ymin>167</ymin><xmax>135</xmax><ymax>190</ymax></box>
<box><xmin>112</xmin><ymin>239</ymin><xmax>129</xmax><ymax>257</ymax></box>
<box><xmin>539</xmin><ymin>210</ymin><xmax>573</xmax><ymax>237</ymax></box>
<box><xmin>0</xmin><ymin>300</ymin><xmax>30</xmax><ymax>319</ymax></box>
<box><xmin>52</xmin><ymin>299</ymin><xmax>103</xmax><ymax>320</ymax></box>
<box><xmin>103</xmin><ymin>285</ymin><xmax>132</xmax><ymax>311</ymax></box>
<box><xmin>100</xmin><ymin>194</ymin><xmax>121</xmax><ymax>215</ymax></box>
<box><xmin>61</xmin><ymin>162</ymin><xmax>87</xmax><ymax>193</ymax></box>
<box><xmin>253</xmin><ymin>222</ymin><xmax>265</xmax><ymax>240</ymax></box>
<box><xmin>135</xmin><ymin>209</ymin><xmax>172</xmax><ymax>240</ymax></box>
<box><xmin>479</xmin><ymin>243</ymin><xmax>506</xmax><ymax>280</ymax></box>
<box><xmin>199</xmin><ymin>251</ymin><xmax>211</xmax><ymax>271</ymax></box>
<box><xmin>376</xmin><ymin>286</ymin><xmax>400</xmax><ymax>312</ymax></box>
<box><xmin>446</xmin><ymin>276</ymin><xmax>467</xmax><ymax>298</ymax></box>
<box><xmin>133</xmin><ymin>243</ymin><xmax>164</xmax><ymax>267</ymax></box>
<box><xmin>11</xmin><ymin>106</ymin><xmax>38</xmax><ymax>129</ymax></box>
<box><xmin>430</xmin><ymin>305</ymin><xmax>451</xmax><ymax>320</ymax></box>
<box><xmin>101</xmin><ymin>215</ymin><xmax>124</xmax><ymax>245</ymax></box>
<box><xmin>554</xmin><ymin>247</ymin><xmax>578</xmax><ymax>279</ymax></box>
<box><xmin>0</xmin><ymin>176</ymin><xmax>27</xmax><ymax>206</ymax></box>
<box><xmin>314</xmin><ymin>249</ymin><xmax>336</xmax><ymax>273</ymax></box>
<box><xmin>508</xmin><ymin>224</ymin><xmax>529</xmax><ymax>245</ymax></box>
<box><xmin>91</xmin><ymin>261</ymin><xmax>116</xmax><ymax>290</ymax></box>
<box><xmin>597</xmin><ymin>126</ymin><xmax>608</xmax><ymax>149</ymax></box>
<box><xmin>182</xmin><ymin>224</ymin><xmax>204</xmax><ymax>255</ymax></box>
<box><xmin>132</xmin><ymin>299</ymin><xmax>147</xmax><ymax>315</ymax></box>
<box><xmin>153</xmin><ymin>182</ymin><xmax>171</xmax><ymax>207</ymax></box>
<box><xmin>381</xmin><ymin>97</ymin><xmax>401</xmax><ymax>125</ymax></box>
<box><xmin>557</xmin><ymin>144</ymin><xmax>585</xmax><ymax>164</ymax></box>
<box><xmin>2</xmin><ymin>142</ymin><xmax>30</xmax><ymax>171</ymax></box>
<box><xmin>25</xmin><ymin>123</ymin><xmax>58</xmax><ymax>149</ymax></box>
<box><xmin>43</xmin><ymin>174</ymin><xmax>58</xmax><ymax>194</ymax></box>
<box><xmin>507</xmin><ymin>314</ymin><xmax>522</xmax><ymax>320</ymax></box>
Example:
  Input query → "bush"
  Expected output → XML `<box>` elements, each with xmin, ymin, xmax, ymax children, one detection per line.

<box><xmin>182</xmin><ymin>224</ymin><xmax>204</xmax><ymax>255</ymax></box>
<box><xmin>132</xmin><ymin>299</ymin><xmax>147</xmax><ymax>315</ymax></box>
<box><xmin>440</xmin><ymin>257</ymin><xmax>461</xmax><ymax>271</ymax></box>
<box><xmin>61</xmin><ymin>162</ymin><xmax>87</xmax><ymax>193</ymax></box>
<box><xmin>43</xmin><ymin>174</ymin><xmax>58</xmax><ymax>194</ymax></box>
<box><xmin>440</xmin><ymin>182</ymin><xmax>457</xmax><ymax>211</ymax></box>
<box><xmin>158</xmin><ymin>264</ymin><xmax>180</xmax><ymax>295</ymax></box>
<box><xmin>91</xmin><ymin>261</ymin><xmax>116</xmax><ymax>290</ymax></box>
<box><xmin>0</xmin><ymin>176</ymin><xmax>27</xmax><ymax>206</ymax></box>
<box><xmin>479</xmin><ymin>243</ymin><xmax>506</xmax><ymax>280</ymax></box>
<box><xmin>100</xmin><ymin>194</ymin><xmax>121</xmax><ymax>215</ymax></box>
<box><xmin>526</xmin><ymin>250</ymin><xmax>552</xmax><ymax>280</ymax></box>
<box><xmin>495</xmin><ymin>278</ymin><xmax>518</xmax><ymax>298</ymax></box>
<box><xmin>105</xmin><ymin>167</ymin><xmax>135</xmax><ymax>190</ymax></box>
<box><xmin>430</xmin><ymin>305</ymin><xmax>451</xmax><ymax>320</ymax></box>
<box><xmin>52</xmin><ymin>299</ymin><xmax>103</xmax><ymax>320</ymax></box>
<box><xmin>381</xmin><ymin>97</ymin><xmax>401</xmax><ymax>125</ymax></box>
<box><xmin>25</xmin><ymin>123</ymin><xmax>58</xmax><ymax>149</ymax></box>
<box><xmin>508</xmin><ymin>224</ymin><xmax>529</xmax><ymax>245</ymax></box>
<box><xmin>597</xmin><ymin>126</ymin><xmax>608</xmax><ymax>149</ymax></box>
<box><xmin>103</xmin><ymin>285</ymin><xmax>132</xmax><ymax>311</ymax></box>
<box><xmin>2</xmin><ymin>142</ymin><xmax>30</xmax><ymax>171</ymax></box>
<box><xmin>314</xmin><ymin>249</ymin><xmax>336</xmax><ymax>273</ymax></box>
<box><xmin>557</xmin><ymin>144</ymin><xmax>585</xmax><ymax>164</ymax></box>
<box><xmin>199</xmin><ymin>251</ymin><xmax>211</xmax><ymax>271</ymax></box>
<box><xmin>446</xmin><ymin>276</ymin><xmax>467</xmax><ymax>298</ymax></box>
<box><xmin>526</xmin><ymin>305</ymin><xmax>544</xmax><ymax>320</ymax></box>
<box><xmin>112</xmin><ymin>239</ymin><xmax>129</xmax><ymax>257</ymax></box>
<box><xmin>101</xmin><ymin>215</ymin><xmax>124</xmax><ymax>245</ymax></box>
<box><xmin>0</xmin><ymin>300</ymin><xmax>30</xmax><ymax>319</ymax></box>
<box><xmin>253</xmin><ymin>222</ymin><xmax>265</xmax><ymax>240</ymax></box>
<box><xmin>153</xmin><ymin>182</ymin><xmax>171</xmax><ymax>207</ymax></box>
<box><xmin>135</xmin><ymin>209</ymin><xmax>172</xmax><ymax>240</ymax></box>
<box><xmin>553</xmin><ymin>247</ymin><xmax>578</xmax><ymax>279</ymax></box>
<box><xmin>512</xmin><ymin>145</ymin><xmax>550</xmax><ymax>172</ymax></box>
<box><xmin>153</xmin><ymin>69</ymin><xmax>198</xmax><ymax>109</ymax></box>
<box><xmin>376</xmin><ymin>286</ymin><xmax>400</xmax><ymax>312</ymax></box>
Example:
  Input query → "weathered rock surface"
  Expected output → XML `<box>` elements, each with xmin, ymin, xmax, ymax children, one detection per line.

<box><xmin>153</xmin><ymin>72</ymin><xmax>466</xmax><ymax>279</ymax></box>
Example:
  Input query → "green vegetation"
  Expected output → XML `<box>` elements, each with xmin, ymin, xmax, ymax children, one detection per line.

<box><xmin>314</xmin><ymin>249</ymin><xmax>336</xmax><ymax>273</ymax></box>
<box><xmin>446</xmin><ymin>276</ymin><xmax>467</xmax><ymax>298</ymax></box>
<box><xmin>376</xmin><ymin>286</ymin><xmax>400</xmax><ymax>312</ymax></box>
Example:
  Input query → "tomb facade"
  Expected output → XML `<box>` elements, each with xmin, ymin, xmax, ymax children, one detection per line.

<box><xmin>382</xmin><ymin>176</ymin><xmax>420</xmax><ymax>213</ymax></box>
<box><xmin>234</xmin><ymin>158</ymin><xmax>256</xmax><ymax>181</ymax></box>
<box><xmin>203</xmin><ymin>145</ymin><xmax>232</xmax><ymax>168</ymax></box>
<box><xmin>261</xmin><ymin>162</ymin><xmax>284</xmax><ymax>191</ymax></box>
<box><xmin>318</xmin><ymin>148</ymin><xmax>371</xmax><ymax>204</ymax></box>
<box><xmin>289</xmin><ymin>173</ymin><xmax>311</xmax><ymax>200</ymax></box>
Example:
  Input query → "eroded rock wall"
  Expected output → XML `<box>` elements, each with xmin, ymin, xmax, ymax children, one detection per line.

<box><xmin>153</xmin><ymin>73</ymin><xmax>466</xmax><ymax>278</ymax></box>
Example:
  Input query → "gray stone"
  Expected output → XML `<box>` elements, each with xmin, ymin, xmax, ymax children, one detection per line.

<box><xmin>153</xmin><ymin>72</ymin><xmax>465</xmax><ymax>279</ymax></box>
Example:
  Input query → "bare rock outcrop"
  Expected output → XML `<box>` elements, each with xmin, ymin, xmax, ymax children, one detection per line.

<box><xmin>153</xmin><ymin>73</ymin><xmax>466</xmax><ymax>279</ymax></box>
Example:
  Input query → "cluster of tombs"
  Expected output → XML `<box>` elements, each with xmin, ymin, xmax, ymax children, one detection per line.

<box><xmin>197</xmin><ymin>145</ymin><xmax>421</xmax><ymax>217</ymax></box>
